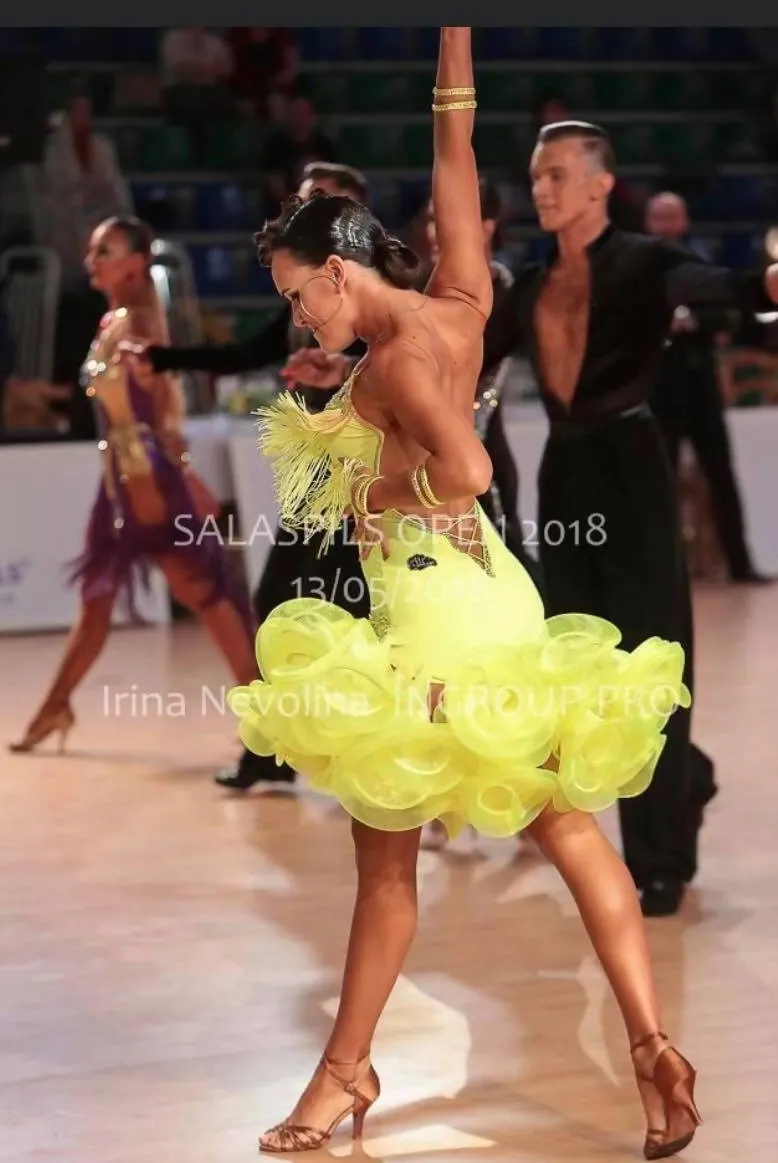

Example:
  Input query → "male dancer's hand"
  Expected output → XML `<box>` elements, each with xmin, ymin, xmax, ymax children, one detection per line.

<box><xmin>281</xmin><ymin>350</ymin><xmax>353</xmax><ymax>390</ymax></box>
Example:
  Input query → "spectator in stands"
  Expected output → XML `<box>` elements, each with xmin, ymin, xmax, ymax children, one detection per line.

<box><xmin>260</xmin><ymin>92</ymin><xmax>336</xmax><ymax>207</ymax></box>
<box><xmin>42</xmin><ymin>90</ymin><xmax>134</xmax><ymax>407</ymax></box>
<box><xmin>160</xmin><ymin>27</ymin><xmax>235</xmax><ymax>163</ymax></box>
<box><xmin>646</xmin><ymin>191</ymin><xmax>770</xmax><ymax>583</ymax></box>
<box><xmin>42</xmin><ymin>92</ymin><xmax>133</xmax><ymax>288</ymax></box>
<box><xmin>227</xmin><ymin>27</ymin><xmax>299</xmax><ymax>120</ymax></box>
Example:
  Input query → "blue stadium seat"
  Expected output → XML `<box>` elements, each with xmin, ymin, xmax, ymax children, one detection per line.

<box><xmin>196</xmin><ymin>183</ymin><xmax>251</xmax><ymax>231</ymax></box>
<box><xmin>536</xmin><ymin>28</ymin><xmax>585</xmax><ymax>60</ymax></box>
<box><xmin>648</xmin><ymin>29</ymin><xmax>710</xmax><ymax>60</ymax></box>
<box><xmin>295</xmin><ymin>28</ymin><xmax>352</xmax><ymax>62</ymax></box>
<box><xmin>354</xmin><ymin>28</ymin><xmax>411</xmax><ymax>61</ymax></box>
<box><xmin>412</xmin><ymin>28</ymin><xmax>440</xmax><ymax>60</ymax></box>
<box><xmin>396</xmin><ymin>178</ymin><xmax>431</xmax><ymax>223</ymax></box>
<box><xmin>591</xmin><ymin>29</ymin><xmax>651</xmax><ymax>61</ymax></box>
<box><xmin>707</xmin><ymin>28</ymin><xmax>754</xmax><ymax>62</ymax></box>
<box><xmin>476</xmin><ymin>28</ymin><xmax>539</xmax><ymax>60</ymax></box>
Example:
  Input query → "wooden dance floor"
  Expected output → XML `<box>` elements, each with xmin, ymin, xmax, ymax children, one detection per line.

<box><xmin>2</xmin><ymin>583</ymin><xmax>776</xmax><ymax>1163</ymax></box>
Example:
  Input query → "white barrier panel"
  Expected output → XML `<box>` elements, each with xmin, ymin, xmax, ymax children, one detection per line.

<box><xmin>2</xmin><ymin>403</ymin><xmax>776</xmax><ymax>635</ymax></box>
<box><xmin>227</xmin><ymin>428</ymin><xmax>279</xmax><ymax>593</ymax></box>
<box><xmin>0</xmin><ymin>443</ymin><xmax>169</xmax><ymax>632</ymax></box>
<box><xmin>0</xmin><ymin>415</ymin><xmax>243</xmax><ymax>635</ymax></box>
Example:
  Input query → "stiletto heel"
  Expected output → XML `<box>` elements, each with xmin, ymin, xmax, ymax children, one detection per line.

<box><xmin>352</xmin><ymin>1097</ymin><xmax>369</xmax><ymax>1141</ymax></box>
<box><xmin>258</xmin><ymin>1054</ymin><xmax>380</xmax><ymax>1154</ymax></box>
<box><xmin>631</xmin><ymin>1031</ymin><xmax>702</xmax><ymax>1160</ymax></box>
<box><xmin>9</xmin><ymin>705</ymin><xmax>75</xmax><ymax>754</ymax></box>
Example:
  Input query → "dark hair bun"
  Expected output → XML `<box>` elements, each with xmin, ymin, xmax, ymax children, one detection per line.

<box><xmin>254</xmin><ymin>190</ymin><xmax>423</xmax><ymax>291</ymax></box>
<box><xmin>373</xmin><ymin>234</ymin><xmax>422</xmax><ymax>291</ymax></box>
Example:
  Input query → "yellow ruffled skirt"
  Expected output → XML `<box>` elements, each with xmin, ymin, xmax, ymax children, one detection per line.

<box><xmin>228</xmin><ymin>506</ymin><xmax>690</xmax><ymax>837</ymax></box>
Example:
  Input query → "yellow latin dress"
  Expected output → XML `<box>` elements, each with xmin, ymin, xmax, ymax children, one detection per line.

<box><xmin>227</xmin><ymin>374</ymin><xmax>691</xmax><ymax>838</ymax></box>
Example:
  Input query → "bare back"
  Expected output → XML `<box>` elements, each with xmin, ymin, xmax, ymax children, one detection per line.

<box><xmin>350</xmin><ymin>292</ymin><xmax>485</xmax><ymax>489</ymax></box>
<box><xmin>535</xmin><ymin>261</ymin><xmax>591</xmax><ymax>408</ymax></box>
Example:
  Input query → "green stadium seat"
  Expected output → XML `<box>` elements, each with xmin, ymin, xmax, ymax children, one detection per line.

<box><xmin>477</xmin><ymin>69</ymin><xmax>536</xmax><ymax>113</ymax></box>
<box><xmin>402</xmin><ymin>122</ymin><xmax>433</xmax><ymax>168</ymax></box>
<box><xmin>652</xmin><ymin>122</ymin><xmax>717</xmax><ymax>166</ymax></box>
<box><xmin>138</xmin><ymin>124</ymin><xmax>193</xmax><ymax>172</ymax></box>
<box><xmin>709</xmin><ymin>68</ymin><xmax>769</xmax><ymax>111</ymax></box>
<box><xmin>608</xmin><ymin>123</ymin><xmax>656</xmax><ymax>164</ymax></box>
<box><xmin>650</xmin><ymin>70</ymin><xmax>715</xmax><ymax>113</ymax></box>
<box><xmin>335</xmin><ymin>122</ymin><xmax>407</xmax><ymax>168</ymax></box>
<box><xmin>346</xmin><ymin>70</ymin><xmax>415</xmax><ymax>115</ymax></box>
<box><xmin>591</xmin><ymin>71</ymin><xmax>653</xmax><ymax>113</ymax></box>
<box><xmin>306</xmin><ymin>72</ymin><xmax>349</xmax><ymax>115</ymax></box>
<box><xmin>475</xmin><ymin>122</ymin><xmax>535</xmax><ymax>167</ymax></box>
<box><xmin>532</xmin><ymin>70</ymin><xmax>594</xmax><ymax>112</ymax></box>
<box><xmin>714</xmin><ymin>122</ymin><xmax>765</xmax><ymax>163</ymax></box>
<box><xmin>205</xmin><ymin>123</ymin><xmax>258</xmax><ymax>171</ymax></box>
<box><xmin>111</xmin><ymin>125</ymin><xmax>144</xmax><ymax>169</ymax></box>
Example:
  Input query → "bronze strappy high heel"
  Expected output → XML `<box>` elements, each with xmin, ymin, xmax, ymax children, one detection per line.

<box><xmin>9</xmin><ymin>704</ymin><xmax>75</xmax><ymax>754</ymax></box>
<box><xmin>631</xmin><ymin>1031</ymin><xmax>702</xmax><ymax>1160</ymax></box>
<box><xmin>258</xmin><ymin>1054</ymin><xmax>380</xmax><ymax>1154</ymax></box>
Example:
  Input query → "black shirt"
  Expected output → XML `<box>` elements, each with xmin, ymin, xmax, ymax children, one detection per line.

<box><xmin>483</xmin><ymin>223</ymin><xmax>774</xmax><ymax>424</ymax></box>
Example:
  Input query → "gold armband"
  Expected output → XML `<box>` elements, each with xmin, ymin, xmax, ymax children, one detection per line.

<box><xmin>431</xmin><ymin>85</ymin><xmax>477</xmax><ymax>113</ymax></box>
<box><xmin>432</xmin><ymin>86</ymin><xmax>476</xmax><ymax>97</ymax></box>
<box><xmin>431</xmin><ymin>100</ymin><xmax>477</xmax><ymax>113</ymax></box>
<box><xmin>351</xmin><ymin>472</ymin><xmax>381</xmax><ymax>519</ymax></box>
<box><xmin>409</xmin><ymin>463</ymin><xmax>443</xmax><ymax>509</ymax></box>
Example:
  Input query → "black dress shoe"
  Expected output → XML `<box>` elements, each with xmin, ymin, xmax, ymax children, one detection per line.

<box><xmin>215</xmin><ymin>750</ymin><xmax>295</xmax><ymax>791</ymax></box>
<box><xmin>640</xmin><ymin>880</ymin><xmax>684</xmax><ymax>917</ymax></box>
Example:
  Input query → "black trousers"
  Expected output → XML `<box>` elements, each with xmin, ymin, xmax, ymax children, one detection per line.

<box><xmin>651</xmin><ymin>361</ymin><xmax>756</xmax><ymax>579</ymax></box>
<box><xmin>537</xmin><ymin>407</ymin><xmax>715</xmax><ymax>889</ymax></box>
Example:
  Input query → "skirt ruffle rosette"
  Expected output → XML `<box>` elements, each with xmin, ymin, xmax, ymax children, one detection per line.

<box><xmin>227</xmin><ymin>599</ymin><xmax>691</xmax><ymax>837</ymax></box>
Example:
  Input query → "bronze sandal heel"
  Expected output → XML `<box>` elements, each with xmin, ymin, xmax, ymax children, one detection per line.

<box><xmin>258</xmin><ymin>1054</ymin><xmax>380</xmax><ymax>1154</ymax></box>
<box><xmin>631</xmin><ymin>1031</ymin><xmax>702</xmax><ymax>1160</ymax></box>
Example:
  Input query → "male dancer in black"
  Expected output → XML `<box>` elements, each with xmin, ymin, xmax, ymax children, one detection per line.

<box><xmin>646</xmin><ymin>191</ymin><xmax>769</xmax><ymax>583</ymax></box>
<box><xmin>482</xmin><ymin>121</ymin><xmax>778</xmax><ymax>916</ymax></box>
<box><xmin>136</xmin><ymin>163</ymin><xmax>371</xmax><ymax>790</ymax></box>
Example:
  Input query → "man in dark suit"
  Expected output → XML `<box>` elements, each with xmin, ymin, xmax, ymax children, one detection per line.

<box><xmin>646</xmin><ymin>192</ymin><xmax>769</xmax><ymax>583</ymax></box>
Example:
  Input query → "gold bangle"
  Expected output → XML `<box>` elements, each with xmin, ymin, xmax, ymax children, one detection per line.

<box><xmin>352</xmin><ymin>472</ymin><xmax>380</xmax><ymax>519</ymax></box>
<box><xmin>432</xmin><ymin>86</ymin><xmax>475</xmax><ymax>97</ymax></box>
<box><xmin>431</xmin><ymin>101</ymin><xmax>477</xmax><ymax>113</ymax></box>
<box><xmin>410</xmin><ymin>463</ymin><xmax>442</xmax><ymax>509</ymax></box>
<box><xmin>417</xmin><ymin>463</ymin><xmax>442</xmax><ymax>507</ymax></box>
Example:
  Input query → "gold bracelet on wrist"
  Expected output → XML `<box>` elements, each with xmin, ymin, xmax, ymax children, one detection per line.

<box><xmin>410</xmin><ymin>463</ymin><xmax>442</xmax><ymax>509</ymax></box>
<box><xmin>431</xmin><ymin>100</ymin><xmax>477</xmax><ymax>114</ymax></box>
<box><xmin>432</xmin><ymin>86</ymin><xmax>475</xmax><ymax>97</ymax></box>
<box><xmin>352</xmin><ymin>472</ymin><xmax>380</xmax><ymax>519</ymax></box>
<box><xmin>417</xmin><ymin>463</ymin><xmax>443</xmax><ymax>507</ymax></box>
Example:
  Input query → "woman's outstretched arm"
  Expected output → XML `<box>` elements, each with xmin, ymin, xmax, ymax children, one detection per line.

<box><xmin>426</xmin><ymin>27</ymin><xmax>493</xmax><ymax>321</ymax></box>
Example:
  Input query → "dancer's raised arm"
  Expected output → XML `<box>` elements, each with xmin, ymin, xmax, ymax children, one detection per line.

<box><xmin>426</xmin><ymin>27</ymin><xmax>493</xmax><ymax>320</ymax></box>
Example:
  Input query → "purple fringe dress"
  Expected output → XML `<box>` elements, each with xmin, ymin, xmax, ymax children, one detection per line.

<box><xmin>67</xmin><ymin>359</ymin><xmax>253</xmax><ymax>633</ymax></box>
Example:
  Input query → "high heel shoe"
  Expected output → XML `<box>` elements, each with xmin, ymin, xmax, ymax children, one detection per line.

<box><xmin>631</xmin><ymin>1031</ymin><xmax>702</xmax><ymax>1160</ymax></box>
<box><xmin>9</xmin><ymin>704</ymin><xmax>75</xmax><ymax>754</ymax></box>
<box><xmin>258</xmin><ymin>1054</ymin><xmax>380</xmax><ymax>1154</ymax></box>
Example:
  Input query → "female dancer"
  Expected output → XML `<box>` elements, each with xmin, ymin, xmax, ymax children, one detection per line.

<box><xmin>11</xmin><ymin>216</ymin><xmax>256</xmax><ymax>752</ymax></box>
<box><xmin>229</xmin><ymin>29</ymin><xmax>701</xmax><ymax>1160</ymax></box>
